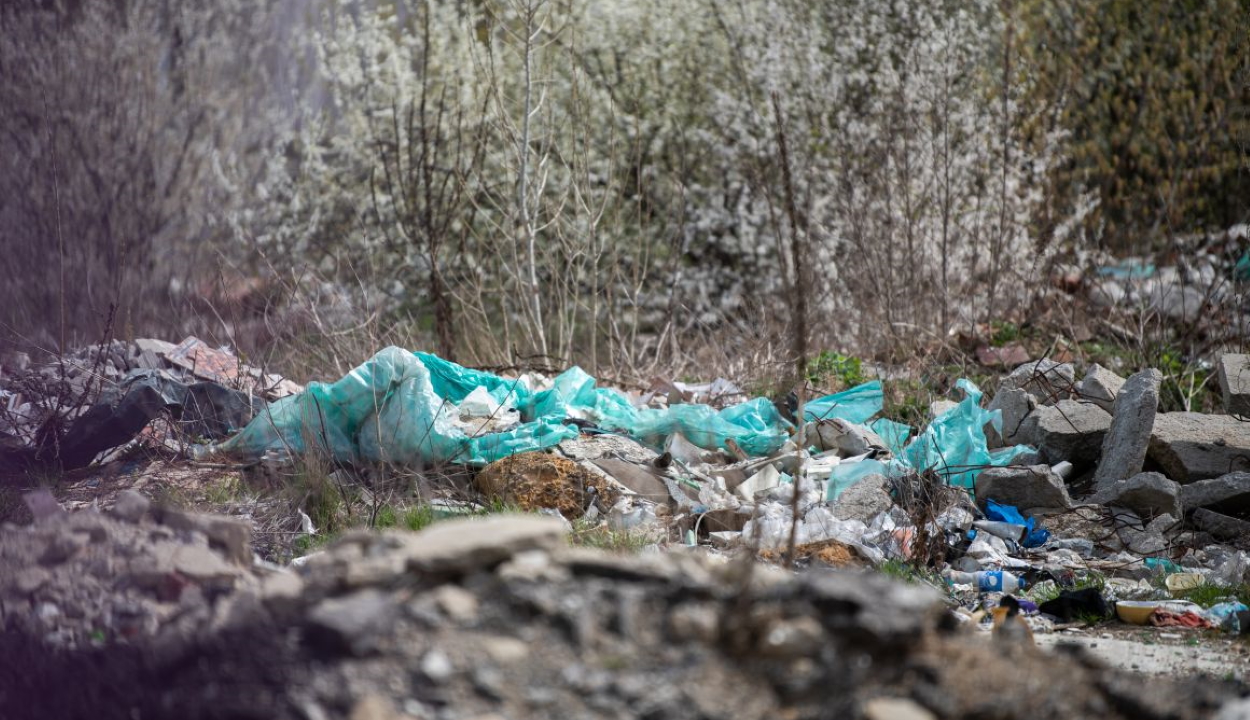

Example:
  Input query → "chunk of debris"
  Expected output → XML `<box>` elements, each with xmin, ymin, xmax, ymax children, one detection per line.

<box><xmin>1092</xmin><ymin>368</ymin><xmax>1161</xmax><ymax>491</ymax></box>
<box><xmin>1148</xmin><ymin>413</ymin><xmax>1250</xmax><ymax>482</ymax></box>
<box><xmin>1018</xmin><ymin>399</ymin><xmax>1111</xmax><ymax>464</ymax></box>
<box><xmin>975</xmin><ymin>465</ymin><xmax>1073</xmax><ymax>511</ymax></box>
<box><xmin>1090</xmin><ymin>472</ymin><xmax>1182</xmax><ymax>520</ymax></box>
<box><xmin>1217</xmin><ymin>353</ymin><xmax>1250</xmax><ymax>417</ymax></box>
<box><xmin>1079</xmin><ymin>363</ymin><xmax>1126</xmax><ymax>414</ymax></box>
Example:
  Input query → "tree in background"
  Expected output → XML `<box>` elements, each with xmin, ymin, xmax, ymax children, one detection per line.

<box><xmin>1020</xmin><ymin>0</ymin><xmax>1250</xmax><ymax>251</ymax></box>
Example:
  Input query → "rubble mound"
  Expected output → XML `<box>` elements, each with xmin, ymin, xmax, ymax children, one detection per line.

<box><xmin>475</xmin><ymin>451</ymin><xmax>621</xmax><ymax>518</ymax></box>
<box><xmin>0</xmin><ymin>505</ymin><xmax>1243</xmax><ymax>720</ymax></box>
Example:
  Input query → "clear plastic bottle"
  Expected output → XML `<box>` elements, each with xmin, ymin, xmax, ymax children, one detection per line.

<box><xmin>944</xmin><ymin>569</ymin><xmax>1025</xmax><ymax>593</ymax></box>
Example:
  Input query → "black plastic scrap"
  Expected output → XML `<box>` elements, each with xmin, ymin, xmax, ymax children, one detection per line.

<box><xmin>0</xmin><ymin>373</ymin><xmax>260</xmax><ymax>472</ymax></box>
<box><xmin>1038</xmin><ymin>588</ymin><xmax>1111</xmax><ymax>622</ymax></box>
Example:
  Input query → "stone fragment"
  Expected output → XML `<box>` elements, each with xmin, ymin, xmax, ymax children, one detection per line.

<box><xmin>974</xmin><ymin>465</ymin><xmax>1072</xmax><ymax>511</ymax></box>
<box><xmin>1148</xmin><ymin>413</ymin><xmax>1250</xmax><ymax>482</ymax></box>
<box><xmin>1179</xmin><ymin>472</ymin><xmax>1250</xmax><ymax>514</ymax></box>
<box><xmin>1079</xmin><ymin>364</ymin><xmax>1126</xmax><ymax>414</ymax></box>
<box><xmin>1000</xmin><ymin>358</ymin><xmax>1076</xmax><ymax>405</ymax></box>
<box><xmin>1018</xmin><ymin>400</ymin><xmax>1111</xmax><ymax>464</ymax></box>
<box><xmin>1218</xmin><ymin>354</ymin><xmax>1250</xmax><ymax>417</ymax></box>
<box><xmin>349</xmin><ymin>695</ymin><xmax>401</xmax><ymax>720</ymax></box>
<box><xmin>305</xmin><ymin>589</ymin><xmax>396</xmax><ymax>656</ymax></box>
<box><xmin>1191</xmin><ymin>508</ymin><xmax>1250</xmax><ymax>542</ymax></box>
<box><xmin>757</xmin><ymin>615</ymin><xmax>825</xmax><ymax>658</ymax></box>
<box><xmin>831</xmin><ymin>474</ymin><xmax>894</xmax><ymax>522</ymax></box>
<box><xmin>1090</xmin><ymin>472</ymin><xmax>1181</xmax><ymax>519</ymax></box>
<box><xmin>800</xmin><ymin>571</ymin><xmax>943</xmax><ymax>644</ymax></box>
<box><xmin>405</xmin><ymin>515</ymin><xmax>567</xmax><ymax>575</ymax></box>
<box><xmin>420</xmin><ymin>648</ymin><xmax>455</xmax><ymax>681</ymax></box>
<box><xmin>259</xmin><ymin>572</ymin><xmax>305</xmax><ymax>616</ymax></box>
<box><xmin>1092</xmin><ymin>368</ymin><xmax>1161</xmax><ymax>491</ymax></box>
<box><xmin>156</xmin><ymin>509</ymin><xmax>252</xmax><ymax>566</ymax></box>
<box><xmin>433</xmin><ymin>584</ymin><xmax>480</xmax><ymax>623</ymax></box>
<box><xmin>110</xmin><ymin>490</ymin><xmax>150</xmax><ymax>523</ymax></box>
<box><xmin>987</xmin><ymin>388</ymin><xmax>1034</xmax><ymax>448</ymax></box>
<box><xmin>863</xmin><ymin>698</ymin><xmax>938</xmax><ymax>720</ymax></box>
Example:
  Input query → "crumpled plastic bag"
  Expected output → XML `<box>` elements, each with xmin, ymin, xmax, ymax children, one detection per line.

<box><xmin>805</xmin><ymin>381</ymin><xmax>883</xmax><ymax>424</ymax></box>
<box><xmin>898</xmin><ymin>379</ymin><xmax>1032</xmax><ymax>488</ymax></box>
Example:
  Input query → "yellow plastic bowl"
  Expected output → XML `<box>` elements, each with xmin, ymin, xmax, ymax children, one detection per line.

<box><xmin>1116</xmin><ymin>600</ymin><xmax>1160</xmax><ymax>625</ymax></box>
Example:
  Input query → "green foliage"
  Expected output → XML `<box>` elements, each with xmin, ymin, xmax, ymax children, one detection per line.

<box><xmin>809</xmin><ymin>351</ymin><xmax>867</xmax><ymax>390</ymax></box>
<box><xmin>1174</xmin><ymin>582</ymin><xmax>1250</xmax><ymax>609</ymax></box>
<box><xmin>570</xmin><ymin>519</ymin><xmax>654</xmax><ymax>553</ymax></box>
<box><xmin>1020</xmin><ymin>0</ymin><xmax>1250</xmax><ymax>249</ymax></box>
<box><xmin>989</xmin><ymin>321</ymin><xmax>1020</xmax><ymax>347</ymax></box>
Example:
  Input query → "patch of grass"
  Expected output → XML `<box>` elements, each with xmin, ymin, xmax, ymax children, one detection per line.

<box><xmin>570</xmin><ymin>518</ymin><xmax>653</xmax><ymax>553</ymax></box>
<box><xmin>404</xmin><ymin>504</ymin><xmax>437</xmax><ymax>531</ymax></box>
<box><xmin>809</xmin><ymin>350</ymin><xmax>867</xmax><ymax>390</ymax></box>
<box><xmin>990</xmin><ymin>320</ymin><xmax>1020</xmax><ymax>347</ymax></box>
<box><xmin>1175</xmin><ymin>582</ymin><xmax>1250</xmax><ymax>609</ymax></box>
<box><xmin>203</xmin><ymin>475</ymin><xmax>243</xmax><ymax>505</ymax></box>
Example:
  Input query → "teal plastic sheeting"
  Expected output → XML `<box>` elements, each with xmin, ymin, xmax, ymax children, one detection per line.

<box><xmin>897</xmin><ymin>379</ymin><xmax>1032</xmax><ymax>488</ymax></box>
<box><xmin>214</xmin><ymin>347</ymin><xmax>791</xmax><ymax>466</ymax></box>
<box><xmin>805</xmin><ymin>381</ymin><xmax>883</xmax><ymax>424</ymax></box>
<box><xmin>825</xmin><ymin>380</ymin><xmax>1033</xmax><ymax>499</ymax></box>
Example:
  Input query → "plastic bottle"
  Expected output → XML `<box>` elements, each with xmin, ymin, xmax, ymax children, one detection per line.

<box><xmin>971</xmin><ymin>520</ymin><xmax>1027</xmax><ymax>543</ymax></box>
<box><xmin>945</xmin><ymin>569</ymin><xmax>1025</xmax><ymax>593</ymax></box>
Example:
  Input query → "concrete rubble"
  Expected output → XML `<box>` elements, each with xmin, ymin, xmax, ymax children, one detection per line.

<box><xmin>0</xmin><ymin>500</ymin><xmax>1243</xmax><ymax>720</ymax></box>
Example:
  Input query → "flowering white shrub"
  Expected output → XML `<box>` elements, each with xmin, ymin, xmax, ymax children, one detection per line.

<box><xmin>241</xmin><ymin>0</ymin><xmax>1050</xmax><ymax>366</ymax></box>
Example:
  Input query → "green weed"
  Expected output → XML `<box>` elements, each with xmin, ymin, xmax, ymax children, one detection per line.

<box><xmin>809</xmin><ymin>351</ymin><xmax>867</xmax><ymax>390</ymax></box>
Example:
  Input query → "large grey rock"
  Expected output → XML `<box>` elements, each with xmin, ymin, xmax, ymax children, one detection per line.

<box><xmin>1018</xmin><ymin>400</ymin><xmax>1112</xmax><ymax>464</ymax></box>
<box><xmin>974</xmin><ymin>465</ymin><xmax>1072</xmax><ymax>511</ymax></box>
<box><xmin>405</xmin><ymin>515</ymin><xmax>567</xmax><ymax>575</ymax></box>
<box><xmin>1000</xmin><ymin>358</ymin><xmax>1076</xmax><ymax>405</ymax></box>
<box><xmin>1089</xmin><ymin>472</ymin><xmax>1181</xmax><ymax>519</ymax></box>
<box><xmin>1079</xmin><ymin>364</ymin><xmax>1126</xmax><ymax>414</ymax></box>
<box><xmin>1191</xmin><ymin>508</ymin><xmax>1250</xmax><ymax>542</ymax></box>
<box><xmin>986</xmin><ymin>388</ymin><xmax>1034</xmax><ymax>449</ymax></box>
<box><xmin>831</xmin><ymin>474</ymin><xmax>893</xmax><ymax>522</ymax></box>
<box><xmin>1218</xmin><ymin>354</ymin><xmax>1250</xmax><ymax>417</ymax></box>
<box><xmin>1178</xmin><ymin>472</ymin><xmax>1250</xmax><ymax>514</ymax></box>
<box><xmin>1092</xmin><ymin>368</ymin><xmax>1161</xmax><ymax>491</ymax></box>
<box><xmin>1148</xmin><ymin>412</ymin><xmax>1250</xmax><ymax>482</ymax></box>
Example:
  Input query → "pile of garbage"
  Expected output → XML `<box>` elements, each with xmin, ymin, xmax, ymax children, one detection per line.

<box><xmin>0</xmin><ymin>336</ymin><xmax>302</xmax><ymax>470</ymax></box>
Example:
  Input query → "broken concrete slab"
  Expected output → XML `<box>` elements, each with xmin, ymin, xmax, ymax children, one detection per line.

<box><xmin>1191</xmin><ymin>508</ymin><xmax>1250</xmax><ymax>542</ymax></box>
<box><xmin>986</xmin><ymin>388</ymin><xmax>1033</xmax><ymax>449</ymax></box>
<box><xmin>831</xmin><ymin>473</ymin><xmax>894</xmax><ymax>522</ymax></box>
<box><xmin>1090</xmin><ymin>472</ymin><xmax>1181</xmax><ymax>520</ymax></box>
<box><xmin>1218</xmin><ymin>354</ymin><xmax>1250</xmax><ymax>417</ymax></box>
<box><xmin>974</xmin><ymin>464</ymin><xmax>1072</xmax><ymax>511</ymax></box>
<box><xmin>1018</xmin><ymin>399</ymin><xmax>1111</xmax><ymax>465</ymax></box>
<box><xmin>1000</xmin><ymin>358</ymin><xmax>1076</xmax><ymax>405</ymax></box>
<box><xmin>1092</xmin><ymin>368</ymin><xmax>1161</xmax><ymax>491</ymax></box>
<box><xmin>1079</xmin><ymin>364</ymin><xmax>1126</xmax><ymax>414</ymax></box>
<box><xmin>404</xmin><ymin>515</ymin><xmax>567</xmax><ymax>575</ymax></box>
<box><xmin>1148</xmin><ymin>412</ymin><xmax>1250</xmax><ymax>482</ymax></box>
<box><xmin>1179</xmin><ymin>472</ymin><xmax>1250</xmax><ymax>515</ymax></box>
